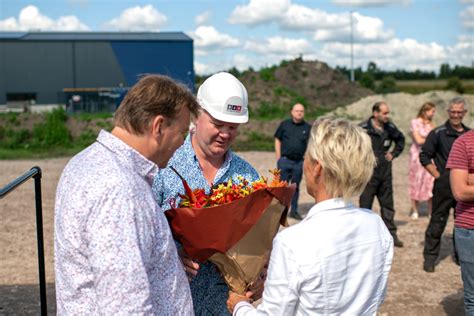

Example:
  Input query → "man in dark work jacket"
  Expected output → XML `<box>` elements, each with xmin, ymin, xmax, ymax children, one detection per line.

<box><xmin>274</xmin><ymin>103</ymin><xmax>311</xmax><ymax>220</ymax></box>
<box><xmin>419</xmin><ymin>96</ymin><xmax>470</xmax><ymax>273</ymax></box>
<box><xmin>360</xmin><ymin>101</ymin><xmax>405</xmax><ymax>247</ymax></box>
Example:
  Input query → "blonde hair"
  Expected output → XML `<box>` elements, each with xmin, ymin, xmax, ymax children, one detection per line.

<box><xmin>306</xmin><ymin>117</ymin><xmax>376</xmax><ymax>200</ymax></box>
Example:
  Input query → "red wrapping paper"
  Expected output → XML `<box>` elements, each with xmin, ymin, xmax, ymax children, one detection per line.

<box><xmin>165</xmin><ymin>185</ymin><xmax>296</xmax><ymax>262</ymax></box>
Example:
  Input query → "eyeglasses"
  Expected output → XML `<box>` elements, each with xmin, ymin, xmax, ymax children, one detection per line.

<box><xmin>447</xmin><ymin>110</ymin><xmax>467</xmax><ymax>115</ymax></box>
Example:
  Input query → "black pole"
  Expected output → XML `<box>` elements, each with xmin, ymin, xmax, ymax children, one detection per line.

<box><xmin>33</xmin><ymin>167</ymin><xmax>47</xmax><ymax>315</ymax></box>
<box><xmin>0</xmin><ymin>166</ymin><xmax>47</xmax><ymax>315</ymax></box>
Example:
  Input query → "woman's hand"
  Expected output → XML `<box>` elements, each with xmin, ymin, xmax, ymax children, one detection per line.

<box><xmin>245</xmin><ymin>268</ymin><xmax>267</xmax><ymax>301</ymax></box>
<box><xmin>227</xmin><ymin>291</ymin><xmax>250</xmax><ymax>313</ymax></box>
<box><xmin>178</xmin><ymin>248</ymin><xmax>199</xmax><ymax>280</ymax></box>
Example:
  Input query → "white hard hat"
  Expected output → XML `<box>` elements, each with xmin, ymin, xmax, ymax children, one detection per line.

<box><xmin>197</xmin><ymin>72</ymin><xmax>249</xmax><ymax>124</ymax></box>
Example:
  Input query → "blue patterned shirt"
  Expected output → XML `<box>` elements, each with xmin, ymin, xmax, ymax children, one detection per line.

<box><xmin>55</xmin><ymin>130</ymin><xmax>193</xmax><ymax>315</ymax></box>
<box><xmin>152</xmin><ymin>134</ymin><xmax>259</xmax><ymax>315</ymax></box>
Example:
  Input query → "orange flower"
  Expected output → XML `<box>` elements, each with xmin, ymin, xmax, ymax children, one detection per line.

<box><xmin>175</xmin><ymin>170</ymin><xmax>288</xmax><ymax>209</ymax></box>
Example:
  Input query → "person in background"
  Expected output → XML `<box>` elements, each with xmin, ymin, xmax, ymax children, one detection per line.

<box><xmin>274</xmin><ymin>103</ymin><xmax>311</xmax><ymax>220</ymax></box>
<box><xmin>447</xmin><ymin>129</ymin><xmax>474</xmax><ymax>315</ymax></box>
<box><xmin>54</xmin><ymin>75</ymin><xmax>199</xmax><ymax>314</ymax></box>
<box><xmin>409</xmin><ymin>102</ymin><xmax>436</xmax><ymax>219</ymax></box>
<box><xmin>420</xmin><ymin>97</ymin><xmax>470</xmax><ymax>273</ymax></box>
<box><xmin>359</xmin><ymin>101</ymin><xmax>405</xmax><ymax>247</ymax></box>
<box><xmin>152</xmin><ymin>72</ymin><xmax>261</xmax><ymax>315</ymax></box>
<box><xmin>227</xmin><ymin>117</ymin><xmax>394</xmax><ymax>315</ymax></box>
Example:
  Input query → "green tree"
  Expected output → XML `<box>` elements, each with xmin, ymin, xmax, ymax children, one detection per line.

<box><xmin>359</xmin><ymin>72</ymin><xmax>375</xmax><ymax>90</ymax></box>
<box><xmin>367</xmin><ymin>61</ymin><xmax>377</xmax><ymax>73</ymax></box>
<box><xmin>439</xmin><ymin>63</ymin><xmax>451</xmax><ymax>79</ymax></box>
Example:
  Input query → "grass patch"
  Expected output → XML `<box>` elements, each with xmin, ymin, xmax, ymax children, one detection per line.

<box><xmin>233</xmin><ymin>132</ymin><xmax>274</xmax><ymax>151</ymax></box>
<box><xmin>72</xmin><ymin>112</ymin><xmax>113</xmax><ymax>122</ymax></box>
<box><xmin>0</xmin><ymin>146</ymin><xmax>85</xmax><ymax>160</ymax></box>
<box><xmin>395</xmin><ymin>79</ymin><xmax>474</xmax><ymax>94</ymax></box>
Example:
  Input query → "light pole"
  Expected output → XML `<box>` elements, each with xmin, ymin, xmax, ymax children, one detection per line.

<box><xmin>350</xmin><ymin>10</ymin><xmax>355</xmax><ymax>82</ymax></box>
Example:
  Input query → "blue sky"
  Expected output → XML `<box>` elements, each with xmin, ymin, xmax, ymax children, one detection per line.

<box><xmin>0</xmin><ymin>0</ymin><xmax>472</xmax><ymax>75</ymax></box>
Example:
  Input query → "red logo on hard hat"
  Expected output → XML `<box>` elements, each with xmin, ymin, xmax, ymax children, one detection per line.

<box><xmin>227</xmin><ymin>104</ymin><xmax>242</xmax><ymax>113</ymax></box>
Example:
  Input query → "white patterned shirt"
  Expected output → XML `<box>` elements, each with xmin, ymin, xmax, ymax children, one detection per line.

<box><xmin>234</xmin><ymin>198</ymin><xmax>393</xmax><ymax>316</ymax></box>
<box><xmin>54</xmin><ymin>130</ymin><xmax>193</xmax><ymax>315</ymax></box>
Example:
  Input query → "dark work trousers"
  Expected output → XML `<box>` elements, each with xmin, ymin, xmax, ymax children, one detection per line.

<box><xmin>277</xmin><ymin>157</ymin><xmax>303</xmax><ymax>215</ymax></box>
<box><xmin>423</xmin><ymin>174</ymin><xmax>457</xmax><ymax>263</ymax></box>
<box><xmin>359</xmin><ymin>160</ymin><xmax>398</xmax><ymax>237</ymax></box>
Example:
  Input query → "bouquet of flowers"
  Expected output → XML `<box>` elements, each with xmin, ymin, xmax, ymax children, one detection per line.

<box><xmin>165</xmin><ymin>168</ymin><xmax>296</xmax><ymax>294</ymax></box>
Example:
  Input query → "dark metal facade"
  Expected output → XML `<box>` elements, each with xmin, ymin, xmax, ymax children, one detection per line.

<box><xmin>0</xmin><ymin>32</ymin><xmax>194</xmax><ymax>107</ymax></box>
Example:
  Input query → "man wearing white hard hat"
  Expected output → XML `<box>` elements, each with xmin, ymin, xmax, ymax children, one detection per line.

<box><xmin>152</xmin><ymin>72</ymin><xmax>261</xmax><ymax>315</ymax></box>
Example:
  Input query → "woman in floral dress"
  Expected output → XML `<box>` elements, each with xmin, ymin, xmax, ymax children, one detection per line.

<box><xmin>409</xmin><ymin>102</ymin><xmax>436</xmax><ymax>219</ymax></box>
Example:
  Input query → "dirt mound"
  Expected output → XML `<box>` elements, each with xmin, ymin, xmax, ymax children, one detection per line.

<box><xmin>237</xmin><ymin>58</ymin><xmax>373</xmax><ymax>112</ymax></box>
<box><xmin>331</xmin><ymin>91</ymin><xmax>474</xmax><ymax>136</ymax></box>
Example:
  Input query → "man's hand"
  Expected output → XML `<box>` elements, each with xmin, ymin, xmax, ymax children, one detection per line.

<box><xmin>227</xmin><ymin>291</ymin><xmax>250</xmax><ymax>313</ymax></box>
<box><xmin>425</xmin><ymin>163</ymin><xmax>440</xmax><ymax>179</ymax></box>
<box><xmin>385</xmin><ymin>152</ymin><xmax>393</xmax><ymax>161</ymax></box>
<box><xmin>178</xmin><ymin>248</ymin><xmax>199</xmax><ymax>280</ymax></box>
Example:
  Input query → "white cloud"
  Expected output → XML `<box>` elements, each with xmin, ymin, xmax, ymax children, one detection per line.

<box><xmin>191</xmin><ymin>25</ymin><xmax>240</xmax><ymax>49</ymax></box>
<box><xmin>244</xmin><ymin>36</ymin><xmax>312</xmax><ymax>55</ymax></box>
<box><xmin>451</xmin><ymin>35</ymin><xmax>474</xmax><ymax>66</ymax></box>
<box><xmin>0</xmin><ymin>5</ymin><xmax>89</xmax><ymax>31</ymax></box>
<box><xmin>195</xmin><ymin>11</ymin><xmax>211</xmax><ymax>26</ymax></box>
<box><xmin>460</xmin><ymin>0</ymin><xmax>474</xmax><ymax>4</ymax></box>
<box><xmin>280</xmin><ymin>4</ymin><xmax>348</xmax><ymax>30</ymax></box>
<box><xmin>460</xmin><ymin>6</ymin><xmax>474</xmax><ymax>29</ymax></box>
<box><xmin>103</xmin><ymin>5</ymin><xmax>167</xmax><ymax>31</ymax></box>
<box><xmin>331</xmin><ymin>0</ymin><xmax>411</xmax><ymax>7</ymax></box>
<box><xmin>228</xmin><ymin>1</ymin><xmax>394</xmax><ymax>45</ymax></box>
<box><xmin>314</xmin><ymin>12</ymin><xmax>394</xmax><ymax>42</ymax></box>
<box><xmin>319</xmin><ymin>38</ymin><xmax>448</xmax><ymax>71</ymax></box>
<box><xmin>228</xmin><ymin>0</ymin><xmax>290</xmax><ymax>26</ymax></box>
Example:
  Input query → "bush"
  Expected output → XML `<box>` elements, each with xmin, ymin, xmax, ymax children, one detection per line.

<box><xmin>32</xmin><ymin>107</ymin><xmax>72</xmax><ymax>148</ymax></box>
<box><xmin>77</xmin><ymin>129</ymin><xmax>97</xmax><ymax>147</ymax></box>
<box><xmin>445</xmin><ymin>77</ymin><xmax>465</xmax><ymax>94</ymax></box>
<box><xmin>376</xmin><ymin>76</ymin><xmax>399</xmax><ymax>94</ymax></box>
<box><xmin>359</xmin><ymin>73</ymin><xmax>375</xmax><ymax>90</ymax></box>
<box><xmin>0</xmin><ymin>128</ymin><xmax>32</xmax><ymax>149</ymax></box>
<box><xmin>259</xmin><ymin>66</ymin><xmax>276</xmax><ymax>82</ymax></box>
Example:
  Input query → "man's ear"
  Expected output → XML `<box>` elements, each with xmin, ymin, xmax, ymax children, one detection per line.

<box><xmin>151</xmin><ymin>115</ymin><xmax>165</xmax><ymax>139</ymax></box>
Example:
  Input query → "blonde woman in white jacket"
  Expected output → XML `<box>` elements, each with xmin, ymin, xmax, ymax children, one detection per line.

<box><xmin>228</xmin><ymin>117</ymin><xmax>394</xmax><ymax>316</ymax></box>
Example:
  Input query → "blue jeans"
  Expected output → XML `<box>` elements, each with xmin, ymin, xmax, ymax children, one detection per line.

<box><xmin>277</xmin><ymin>157</ymin><xmax>303</xmax><ymax>214</ymax></box>
<box><xmin>455</xmin><ymin>227</ymin><xmax>474</xmax><ymax>315</ymax></box>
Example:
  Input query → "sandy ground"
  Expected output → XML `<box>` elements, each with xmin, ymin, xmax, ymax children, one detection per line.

<box><xmin>0</xmin><ymin>151</ymin><xmax>464</xmax><ymax>315</ymax></box>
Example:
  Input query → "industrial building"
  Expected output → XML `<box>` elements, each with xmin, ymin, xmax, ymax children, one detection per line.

<box><xmin>0</xmin><ymin>32</ymin><xmax>194</xmax><ymax>112</ymax></box>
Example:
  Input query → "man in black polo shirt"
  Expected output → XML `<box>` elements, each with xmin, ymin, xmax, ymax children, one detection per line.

<box><xmin>360</xmin><ymin>101</ymin><xmax>405</xmax><ymax>247</ymax></box>
<box><xmin>274</xmin><ymin>103</ymin><xmax>311</xmax><ymax>220</ymax></box>
<box><xmin>420</xmin><ymin>97</ymin><xmax>470</xmax><ymax>273</ymax></box>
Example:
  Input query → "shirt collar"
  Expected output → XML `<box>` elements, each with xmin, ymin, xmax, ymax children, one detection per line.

<box><xmin>96</xmin><ymin>130</ymin><xmax>159</xmax><ymax>185</ymax></box>
<box><xmin>302</xmin><ymin>198</ymin><xmax>354</xmax><ymax>222</ymax></box>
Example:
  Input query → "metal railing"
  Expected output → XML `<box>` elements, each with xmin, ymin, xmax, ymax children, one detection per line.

<box><xmin>0</xmin><ymin>166</ymin><xmax>47</xmax><ymax>315</ymax></box>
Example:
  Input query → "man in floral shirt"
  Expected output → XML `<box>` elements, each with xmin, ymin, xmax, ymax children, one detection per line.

<box><xmin>54</xmin><ymin>75</ymin><xmax>198</xmax><ymax>314</ymax></box>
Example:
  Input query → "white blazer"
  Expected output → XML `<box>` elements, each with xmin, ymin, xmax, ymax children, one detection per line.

<box><xmin>234</xmin><ymin>198</ymin><xmax>394</xmax><ymax>316</ymax></box>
